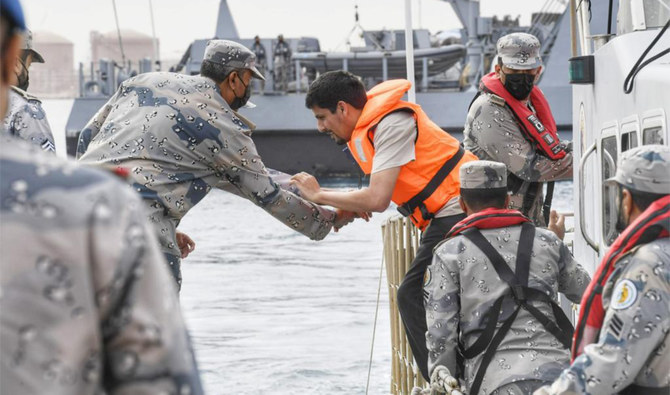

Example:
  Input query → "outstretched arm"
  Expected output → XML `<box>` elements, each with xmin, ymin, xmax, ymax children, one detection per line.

<box><xmin>290</xmin><ymin>166</ymin><xmax>401</xmax><ymax>213</ymax></box>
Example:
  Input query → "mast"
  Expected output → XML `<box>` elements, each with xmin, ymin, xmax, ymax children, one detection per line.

<box><xmin>404</xmin><ymin>0</ymin><xmax>417</xmax><ymax>103</ymax></box>
<box><xmin>444</xmin><ymin>0</ymin><xmax>483</xmax><ymax>88</ymax></box>
<box><xmin>215</xmin><ymin>0</ymin><xmax>239</xmax><ymax>39</ymax></box>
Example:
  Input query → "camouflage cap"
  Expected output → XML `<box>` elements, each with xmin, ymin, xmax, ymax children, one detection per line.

<box><xmin>204</xmin><ymin>39</ymin><xmax>265</xmax><ymax>81</ymax></box>
<box><xmin>496</xmin><ymin>32</ymin><xmax>542</xmax><ymax>70</ymax></box>
<box><xmin>459</xmin><ymin>160</ymin><xmax>507</xmax><ymax>190</ymax></box>
<box><xmin>605</xmin><ymin>144</ymin><xmax>670</xmax><ymax>194</ymax></box>
<box><xmin>22</xmin><ymin>30</ymin><xmax>45</xmax><ymax>63</ymax></box>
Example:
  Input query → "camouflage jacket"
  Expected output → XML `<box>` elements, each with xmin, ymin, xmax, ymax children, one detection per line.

<box><xmin>463</xmin><ymin>92</ymin><xmax>573</xmax><ymax>226</ymax></box>
<box><xmin>0</xmin><ymin>135</ymin><xmax>203</xmax><ymax>395</ymax></box>
<box><xmin>536</xmin><ymin>238</ymin><xmax>670</xmax><ymax>395</ymax></box>
<box><xmin>77</xmin><ymin>72</ymin><xmax>335</xmax><ymax>269</ymax></box>
<box><xmin>425</xmin><ymin>223</ymin><xmax>590</xmax><ymax>394</ymax></box>
<box><xmin>2</xmin><ymin>86</ymin><xmax>55</xmax><ymax>152</ymax></box>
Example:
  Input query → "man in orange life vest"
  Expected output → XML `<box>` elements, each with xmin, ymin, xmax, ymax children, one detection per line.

<box><xmin>463</xmin><ymin>33</ymin><xmax>573</xmax><ymax>227</ymax></box>
<box><xmin>291</xmin><ymin>70</ymin><xmax>477</xmax><ymax>379</ymax></box>
<box><xmin>535</xmin><ymin>145</ymin><xmax>670</xmax><ymax>395</ymax></box>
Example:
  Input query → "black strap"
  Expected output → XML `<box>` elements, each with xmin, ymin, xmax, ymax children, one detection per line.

<box><xmin>522</xmin><ymin>181</ymin><xmax>539</xmax><ymax>217</ymax></box>
<box><xmin>461</xmin><ymin>224</ymin><xmax>574</xmax><ymax>394</ymax></box>
<box><xmin>467</xmin><ymin>91</ymin><xmax>482</xmax><ymax>112</ymax></box>
<box><xmin>620</xmin><ymin>384</ymin><xmax>670</xmax><ymax>395</ymax></box>
<box><xmin>468</xmin><ymin>307</ymin><xmax>521</xmax><ymax>395</ymax></box>
<box><xmin>461</xmin><ymin>295</ymin><xmax>506</xmax><ymax>359</ymax></box>
<box><xmin>397</xmin><ymin>146</ymin><xmax>465</xmax><ymax>220</ymax></box>
<box><xmin>515</xmin><ymin>223</ymin><xmax>534</xmax><ymax>287</ymax></box>
<box><xmin>543</xmin><ymin>181</ymin><xmax>555</xmax><ymax>225</ymax></box>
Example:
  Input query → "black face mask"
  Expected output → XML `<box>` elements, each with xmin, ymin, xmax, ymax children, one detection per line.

<box><xmin>230</xmin><ymin>75</ymin><xmax>251</xmax><ymax>111</ymax></box>
<box><xmin>16</xmin><ymin>57</ymin><xmax>29</xmax><ymax>91</ymax></box>
<box><xmin>502</xmin><ymin>71</ymin><xmax>534</xmax><ymax>100</ymax></box>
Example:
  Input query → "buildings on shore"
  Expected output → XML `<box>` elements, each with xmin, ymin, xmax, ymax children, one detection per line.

<box><xmin>29</xmin><ymin>29</ymin><xmax>159</xmax><ymax>99</ymax></box>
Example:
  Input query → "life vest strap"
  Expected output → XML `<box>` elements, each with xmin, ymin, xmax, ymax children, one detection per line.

<box><xmin>572</xmin><ymin>197</ymin><xmax>670</xmax><ymax>359</ymax></box>
<box><xmin>460</xmin><ymin>223</ymin><xmax>574</xmax><ymax>395</ymax></box>
<box><xmin>397</xmin><ymin>146</ymin><xmax>465</xmax><ymax>220</ymax></box>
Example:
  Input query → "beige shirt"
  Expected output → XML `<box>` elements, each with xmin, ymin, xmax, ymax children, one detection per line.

<box><xmin>372</xmin><ymin>111</ymin><xmax>463</xmax><ymax>218</ymax></box>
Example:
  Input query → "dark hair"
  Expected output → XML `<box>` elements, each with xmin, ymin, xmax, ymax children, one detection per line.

<box><xmin>460</xmin><ymin>187</ymin><xmax>508</xmax><ymax>211</ymax></box>
<box><xmin>622</xmin><ymin>185</ymin><xmax>667</xmax><ymax>212</ymax></box>
<box><xmin>200</xmin><ymin>60</ymin><xmax>242</xmax><ymax>84</ymax></box>
<box><xmin>305</xmin><ymin>70</ymin><xmax>367</xmax><ymax>113</ymax></box>
<box><xmin>0</xmin><ymin>15</ymin><xmax>12</xmax><ymax>56</ymax></box>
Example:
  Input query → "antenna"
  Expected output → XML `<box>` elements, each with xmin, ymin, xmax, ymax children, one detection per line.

<box><xmin>148</xmin><ymin>0</ymin><xmax>160</xmax><ymax>70</ymax></box>
<box><xmin>111</xmin><ymin>0</ymin><xmax>127</xmax><ymax>66</ymax></box>
<box><xmin>335</xmin><ymin>3</ymin><xmax>366</xmax><ymax>51</ymax></box>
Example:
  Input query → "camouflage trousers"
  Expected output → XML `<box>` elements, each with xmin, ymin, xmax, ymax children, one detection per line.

<box><xmin>144</xmin><ymin>202</ymin><xmax>183</xmax><ymax>290</ymax></box>
<box><xmin>164</xmin><ymin>252</ymin><xmax>182</xmax><ymax>291</ymax></box>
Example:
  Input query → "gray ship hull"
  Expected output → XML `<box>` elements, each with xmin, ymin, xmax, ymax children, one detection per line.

<box><xmin>66</xmin><ymin>87</ymin><xmax>572</xmax><ymax>177</ymax></box>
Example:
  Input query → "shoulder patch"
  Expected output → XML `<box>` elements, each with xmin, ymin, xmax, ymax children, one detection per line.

<box><xmin>611</xmin><ymin>279</ymin><xmax>638</xmax><ymax>310</ymax></box>
<box><xmin>488</xmin><ymin>93</ymin><xmax>505</xmax><ymax>107</ymax></box>
<box><xmin>41</xmin><ymin>140</ymin><xmax>56</xmax><ymax>152</ymax></box>
<box><xmin>607</xmin><ymin>313</ymin><xmax>625</xmax><ymax>340</ymax></box>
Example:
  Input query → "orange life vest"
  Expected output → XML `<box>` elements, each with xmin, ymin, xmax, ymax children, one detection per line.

<box><xmin>347</xmin><ymin>79</ymin><xmax>477</xmax><ymax>230</ymax></box>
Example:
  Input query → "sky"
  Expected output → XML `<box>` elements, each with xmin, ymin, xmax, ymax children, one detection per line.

<box><xmin>23</xmin><ymin>0</ymin><xmax>560</xmax><ymax>66</ymax></box>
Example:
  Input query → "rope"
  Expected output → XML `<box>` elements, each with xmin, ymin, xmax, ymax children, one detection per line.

<box><xmin>365</xmin><ymin>250</ymin><xmax>385</xmax><ymax>395</ymax></box>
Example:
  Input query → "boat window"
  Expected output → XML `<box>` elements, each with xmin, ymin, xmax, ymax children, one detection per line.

<box><xmin>643</xmin><ymin>126</ymin><xmax>664</xmax><ymax>144</ymax></box>
<box><xmin>618</xmin><ymin>0</ymin><xmax>670</xmax><ymax>33</ymax></box>
<box><xmin>602</xmin><ymin>135</ymin><xmax>619</xmax><ymax>246</ymax></box>
<box><xmin>621</xmin><ymin>131</ymin><xmax>639</xmax><ymax>151</ymax></box>
<box><xmin>643</xmin><ymin>0</ymin><xmax>670</xmax><ymax>29</ymax></box>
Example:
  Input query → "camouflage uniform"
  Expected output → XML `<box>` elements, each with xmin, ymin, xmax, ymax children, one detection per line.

<box><xmin>425</xmin><ymin>161</ymin><xmax>590</xmax><ymax>395</ymax></box>
<box><xmin>273</xmin><ymin>36</ymin><xmax>291</xmax><ymax>91</ymax></box>
<box><xmin>0</xmin><ymin>135</ymin><xmax>203</xmax><ymax>395</ymax></box>
<box><xmin>463</xmin><ymin>33</ymin><xmax>572</xmax><ymax>226</ymax></box>
<box><xmin>252</xmin><ymin>37</ymin><xmax>266</xmax><ymax>92</ymax></box>
<box><xmin>535</xmin><ymin>145</ymin><xmax>670</xmax><ymax>395</ymax></box>
<box><xmin>2</xmin><ymin>86</ymin><xmax>55</xmax><ymax>152</ymax></box>
<box><xmin>77</xmin><ymin>40</ymin><xmax>335</xmax><ymax>288</ymax></box>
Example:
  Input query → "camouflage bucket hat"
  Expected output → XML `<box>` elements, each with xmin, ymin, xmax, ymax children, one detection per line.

<box><xmin>204</xmin><ymin>39</ymin><xmax>265</xmax><ymax>81</ymax></box>
<box><xmin>460</xmin><ymin>160</ymin><xmax>507</xmax><ymax>190</ymax></box>
<box><xmin>496</xmin><ymin>32</ymin><xmax>542</xmax><ymax>70</ymax></box>
<box><xmin>23</xmin><ymin>30</ymin><xmax>45</xmax><ymax>63</ymax></box>
<box><xmin>605</xmin><ymin>144</ymin><xmax>670</xmax><ymax>194</ymax></box>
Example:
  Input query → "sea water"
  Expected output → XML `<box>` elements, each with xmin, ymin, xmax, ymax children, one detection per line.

<box><xmin>42</xmin><ymin>100</ymin><xmax>574</xmax><ymax>395</ymax></box>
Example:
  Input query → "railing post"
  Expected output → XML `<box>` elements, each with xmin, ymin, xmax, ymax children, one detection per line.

<box><xmin>422</xmin><ymin>57</ymin><xmax>429</xmax><ymax>92</ymax></box>
<box><xmin>295</xmin><ymin>59</ymin><xmax>301</xmax><ymax>93</ymax></box>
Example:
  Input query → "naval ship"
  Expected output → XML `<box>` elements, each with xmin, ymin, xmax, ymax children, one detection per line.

<box><xmin>65</xmin><ymin>0</ymin><xmax>573</xmax><ymax>177</ymax></box>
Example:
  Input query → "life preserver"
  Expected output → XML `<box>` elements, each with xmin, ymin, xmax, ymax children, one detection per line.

<box><xmin>479</xmin><ymin>72</ymin><xmax>566</xmax><ymax>160</ymax></box>
<box><xmin>572</xmin><ymin>195</ymin><xmax>670</xmax><ymax>359</ymax></box>
<box><xmin>444</xmin><ymin>208</ymin><xmax>573</xmax><ymax>395</ymax></box>
<box><xmin>445</xmin><ymin>207</ymin><xmax>530</xmax><ymax>238</ymax></box>
<box><xmin>348</xmin><ymin>79</ymin><xmax>477</xmax><ymax>230</ymax></box>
